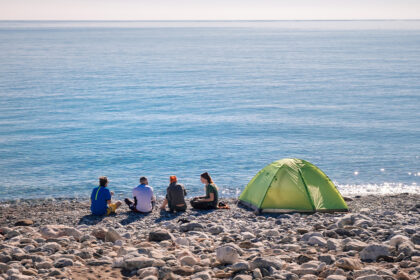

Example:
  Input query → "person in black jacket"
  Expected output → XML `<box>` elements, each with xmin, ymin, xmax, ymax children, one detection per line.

<box><xmin>160</xmin><ymin>175</ymin><xmax>187</xmax><ymax>212</ymax></box>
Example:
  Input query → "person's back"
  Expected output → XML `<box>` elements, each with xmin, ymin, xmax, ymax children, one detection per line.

<box><xmin>132</xmin><ymin>183</ymin><xmax>154</xmax><ymax>213</ymax></box>
<box><xmin>91</xmin><ymin>176</ymin><xmax>121</xmax><ymax>215</ymax></box>
<box><xmin>206</xmin><ymin>183</ymin><xmax>219</xmax><ymax>208</ymax></box>
<box><xmin>167</xmin><ymin>182</ymin><xmax>187</xmax><ymax>210</ymax></box>
<box><xmin>91</xmin><ymin>186</ymin><xmax>111</xmax><ymax>215</ymax></box>
<box><xmin>160</xmin><ymin>175</ymin><xmax>187</xmax><ymax>212</ymax></box>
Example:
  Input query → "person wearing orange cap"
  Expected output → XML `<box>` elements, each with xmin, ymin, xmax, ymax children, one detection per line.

<box><xmin>160</xmin><ymin>175</ymin><xmax>187</xmax><ymax>213</ymax></box>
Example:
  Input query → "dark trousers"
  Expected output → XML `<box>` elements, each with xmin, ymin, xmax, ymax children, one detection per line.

<box><xmin>169</xmin><ymin>204</ymin><xmax>187</xmax><ymax>212</ymax></box>
<box><xmin>190</xmin><ymin>198</ymin><xmax>217</xmax><ymax>210</ymax></box>
<box><xmin>124</xmin><ymin>198</ymin><xmax>154</xmax><ymax>213</ymax></box>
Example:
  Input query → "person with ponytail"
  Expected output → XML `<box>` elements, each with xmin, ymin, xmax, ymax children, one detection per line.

<box><xmin>190</xmin><ymin>172</ymin><xmax>219</xmax><ymax>210</ymax></box>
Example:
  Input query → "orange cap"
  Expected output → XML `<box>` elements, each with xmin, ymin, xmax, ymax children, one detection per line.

<box><xmin>170</xmin><ymin>175</ymin><xmax>177</xmax><ymax>183</ymax></box>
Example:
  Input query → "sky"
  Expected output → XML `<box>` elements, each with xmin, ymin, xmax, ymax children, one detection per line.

<box><xmin>0</xmin><ymin>0</ymin><xmax>419</xmax><ymax>20</ymax></box>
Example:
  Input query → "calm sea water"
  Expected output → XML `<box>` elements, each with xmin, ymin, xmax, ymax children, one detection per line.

<box><xmin>0</xmin><ymin>21</ymin><xmax>419</xmax><ymax>201</ymax></box>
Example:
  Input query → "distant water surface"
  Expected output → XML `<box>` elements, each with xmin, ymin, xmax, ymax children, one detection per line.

<box><xmin>0</xmin><ymin>20</ymin><xmax>419</xmax><ymax>200</ymax></box>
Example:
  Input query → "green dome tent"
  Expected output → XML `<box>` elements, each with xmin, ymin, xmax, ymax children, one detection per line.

<box><xmin>239</xmin><ymin>158</ymin><xmax>348</xmax><ymax>213</ymax></box>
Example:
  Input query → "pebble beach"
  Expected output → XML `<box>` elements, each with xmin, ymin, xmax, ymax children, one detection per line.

<box><xmin>0</xmin><ymin>193</ymin><xmax>419</xmax><ymax>280</ymax></box>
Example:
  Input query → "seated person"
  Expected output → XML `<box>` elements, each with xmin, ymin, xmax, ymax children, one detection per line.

<box><xmin>160</xmin><ymin>175</ymin><xmax>187</xmax><ymax>212</ymax></box>
<box><xmin>90</xmin><ymin>176</ymin><xmax>122</xmax><ymax>215</ymax></box>
<box><xmin>190</xmin><ymin>172</ymin><xmax>219</xmax><ymax>210</ymax></box>
<box><xmin>124</xmin><ymin>176</ymin><xmax>156</xmax><ymax>213</ymax></box>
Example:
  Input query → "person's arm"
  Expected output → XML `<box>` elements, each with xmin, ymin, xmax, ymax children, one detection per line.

<box><xmin>192</xmin><ymin>195</ymin><xmax>204</xmax><ymax>201</ymax></box>
<box><xmin>166</xmin><ymin>188</ymin><xmax>172</xmax><ymax>206</ymax></box>
<box><xmin>160</xmin><ymin>198</ymin><xmax>168</xmax><ymax>210</ymax></box>
<box><xmin>197</xmin><ymin>185</ymin><xmax>209</xmax><ymax>201</ymax></box>
<box><xmin>105</xmin><ymin>189</ymin><xmax>112</xmax><ymax>205</ymax></box>
<box><xmin>178</xmin><ymin>184</ymin><xmax>187</xmax><ymax>197</ymax></box>
<box><xmin>132</xmin><ymin>188</ymin><xmax>136</xmax><ymax>205</ymax></box>
<box><xmin>195</xmin><ymin>190</ymin><xmax>206</xmax><ymax>200</ymax></box>
<box><xmin>150</xmin><ymin>187</ymin><xmax>156</xmax><ymax>202</ymax></box>
<box><xmin>198</xmin><ymin>193</ymin><xmax>214</xmax><ymax>202</ymax></box>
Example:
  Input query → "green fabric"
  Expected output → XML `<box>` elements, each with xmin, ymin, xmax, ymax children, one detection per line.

<box><xmin>239</xmin><ymin>158</ymin><xmax>348</xmax><ymax>212</ymax></box>
<box><xmin>205</xmin><ymin>183</ymin><xmax>218</xmax><ymax>205</ymax></box>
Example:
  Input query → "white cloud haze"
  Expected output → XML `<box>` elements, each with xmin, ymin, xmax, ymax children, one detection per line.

<box><xmin>0</xmin><ymin>0</ymin><xmax>419</xmax><ymax>20</ymax></box>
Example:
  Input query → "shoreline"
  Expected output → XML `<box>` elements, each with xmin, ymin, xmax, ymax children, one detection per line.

<box><xmin>0</xmin><ymin>190</ymin><xmax>417</xmax><ymax>204</ymax></box>
<box><xmin>0</xmin><ymin>193</ymin><xmax>419</xmax><ymax>279</ymax></box>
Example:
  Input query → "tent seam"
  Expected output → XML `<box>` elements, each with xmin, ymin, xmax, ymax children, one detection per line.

<box><xmin>257</xmin><ymin>165</ymin><xmax>279</xmax><ymax>210</ymax></box>
<box><xmin>298</xmin><ymin>169</ymin><xmax>316</xmax><ymax>211</ymax></box>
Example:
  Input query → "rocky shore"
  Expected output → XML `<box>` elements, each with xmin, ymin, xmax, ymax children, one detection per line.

<box><xmin>0</xmin><ymin>193</ymin><xmax>419</xmax><ymax>280</ymax></box>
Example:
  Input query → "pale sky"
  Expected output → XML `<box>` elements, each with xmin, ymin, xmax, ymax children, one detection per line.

<box><xmin>0</xmin><ymin>0</ymin><xmax>419</xmax><ymax>20</ymax></box>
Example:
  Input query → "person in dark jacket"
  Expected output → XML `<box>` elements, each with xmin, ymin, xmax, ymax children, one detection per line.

<box><xmin>160</xmin><ymin>175</ymin><xmax>187</xmax><ymax>212</ymax></box>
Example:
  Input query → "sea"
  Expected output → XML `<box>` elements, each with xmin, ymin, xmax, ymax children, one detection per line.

<box><xmin>0</xmin><ymin>20</ymin><xmax>419</xmax><ymax>201</ymax></box>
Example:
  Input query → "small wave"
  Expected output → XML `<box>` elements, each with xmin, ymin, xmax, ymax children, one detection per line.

<box><xmin>337</xmin><ymin>182</ymin><xmax>419</xmax><ymax>196</ymax></box>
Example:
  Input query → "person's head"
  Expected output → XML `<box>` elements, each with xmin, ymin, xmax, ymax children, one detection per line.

<box><xmin>99</xmin><ymin>176</ymin><xmax>108</xmax><ymax>187</ymax></box>
<box><xmin>200</xmin><ymin>172</ymin><xmax>213</xmax><ymax>185</ymax></box>
<box><xmin>170</xmin><ymin>175</ymin><xmax>177</xmax><ymax>184</ymax></box>
<box><xmin>140</xmin><ymin>176</ymin><xmax>148</xmax><ymax>185</ymax></box>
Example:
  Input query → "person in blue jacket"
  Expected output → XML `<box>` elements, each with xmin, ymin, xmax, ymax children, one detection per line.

<box><xmin>90</xmin><ymin>176</ymin><xmax>122</xmax><ymax>215</ymax></box>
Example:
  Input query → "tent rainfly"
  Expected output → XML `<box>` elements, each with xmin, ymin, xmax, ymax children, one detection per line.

<box><xmin>238</xmin><ymin>158</ymin><xmax>348</xmax><ymax>213</ymax></box>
